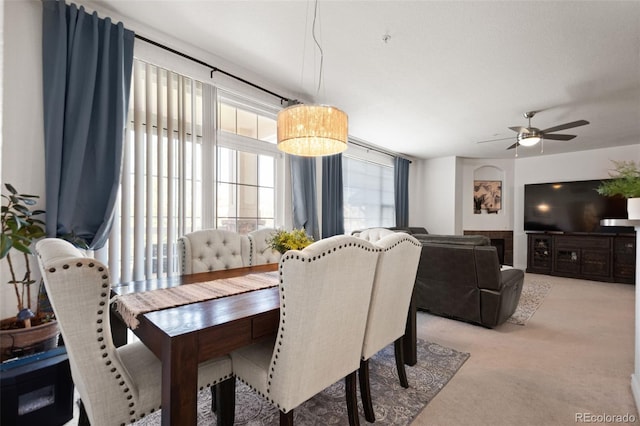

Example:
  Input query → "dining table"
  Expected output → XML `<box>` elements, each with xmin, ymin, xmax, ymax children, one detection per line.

<box><xmin>109</xmin><ymin>263</ymin><xmax>417</xmax><ymax>426</ymax></box>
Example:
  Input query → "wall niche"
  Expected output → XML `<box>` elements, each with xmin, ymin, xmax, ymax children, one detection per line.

<box><xmin>473</xmin><ymin>166</ymin><xmax>504</xmax><ymax>214</ymax></box>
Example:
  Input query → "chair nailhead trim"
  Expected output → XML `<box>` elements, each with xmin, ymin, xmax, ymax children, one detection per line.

<box><xmin>44</xmin><ymin>259</ymin><xmax>148</xmax><ymax>422</ymax></box>
<box><xmin>65</xmin><ymin>261</ymin><xmax>141</xmax><ymax>420</ymax></box>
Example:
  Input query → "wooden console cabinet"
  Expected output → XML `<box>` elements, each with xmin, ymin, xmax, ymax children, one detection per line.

<box><xmin>527</xmin><ymin>232</ymin><xmax>636</xmax><ymax>284</ymax></box>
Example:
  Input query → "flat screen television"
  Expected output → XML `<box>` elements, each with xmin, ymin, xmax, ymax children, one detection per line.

<box><xmin>524</xmin><ymin>179</ymin><xmax>631</xmax><ymax>233</ymax></box>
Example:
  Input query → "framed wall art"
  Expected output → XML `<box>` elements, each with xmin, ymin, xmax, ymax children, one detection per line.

<box><xmin>473</xmin><ymin>180</ymin><xmax>502</xmax><ymax>213</ymax></box>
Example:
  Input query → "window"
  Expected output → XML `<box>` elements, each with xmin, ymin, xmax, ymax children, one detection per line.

<box><xmin>216</xmin><ymin>147</ymin><xmax>275</xmax><ymax>233</ymax></box>
<box><xmin>343</xmin><ymin>148</ymin><xmax>395</xmax><ymax>234</ymax></box>
<box><xmin>107</xmin><ymin>61</ymin><xmax>282</xmax><ymax>283</ymax></box>
<box><xmin>216</xmin><ymin>92</ymin><xmax>281</xmax><ymax>235</ymax></box>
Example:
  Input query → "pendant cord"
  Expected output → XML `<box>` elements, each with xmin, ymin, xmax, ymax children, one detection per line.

<box><xmin>312</xmin><ymin>0</ymin><xmax>324</xmax><ymax>94</ymax></box>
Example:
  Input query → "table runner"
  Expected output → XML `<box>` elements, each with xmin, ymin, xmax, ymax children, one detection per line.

<box><xmin>114</xmin><ymin>271</ymin><xmax>279</xmax><ymax>329</ymax></box>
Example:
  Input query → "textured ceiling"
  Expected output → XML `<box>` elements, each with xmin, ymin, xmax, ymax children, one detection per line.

<box><xmin>87</xmin><ymin>0</ymin><xmax>640</xmax><ymax>160</ymax></box>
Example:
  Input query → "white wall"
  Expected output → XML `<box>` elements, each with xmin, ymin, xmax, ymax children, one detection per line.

<box><xmin>1</xmin><ymin>0</ymin><xmax>45</xmax><ymax>319</ymax></box>
<box><xmin>414</xmin><ymin>156</ymin><xmax>459</xmax><ymax>235</ymax></box>
<box><xmin>0</xmin><ymin>0</ymin><xmax>3</xmax><ymax>190</ymax></box>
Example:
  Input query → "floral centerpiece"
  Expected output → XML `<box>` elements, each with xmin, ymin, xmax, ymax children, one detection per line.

<box><xmin>268</xmin><ymin>228</ymin><xmax>314</xmax><ymax>254</ymax></box>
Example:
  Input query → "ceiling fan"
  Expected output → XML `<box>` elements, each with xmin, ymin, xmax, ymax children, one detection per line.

<box><xmin>504</xmin><ymin>111</ymin><xmax>590</xmax><ymax>150</ymax></box>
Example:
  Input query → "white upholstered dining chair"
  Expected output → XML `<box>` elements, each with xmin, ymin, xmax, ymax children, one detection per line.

<box><xmin>35</xmin><ymin>238</ymin><xmax>235</xmax><ymax>426</ymax></box>
<box><xmin>359</xmin><ymin>232</ymin><xmax>422</xmax><ymax>422</ymax></box>
<box><xmin>247</xmin><ymin>228</ymin><xmax>281</xmax><ymax>265</ymax></box>
<box><xmin>178</xmin><ymin>229</ymin><xmax>251</xmax><ymax>274</ymax></box>
<box><xmin>230</xmin><ymin>235</ymin><xmax>380</xmax><ymax>425</ymax></box>
<box><xmin>353</xmin><ymin>227</ymin><xmax>396</xmax><ymax>242</ymax></box>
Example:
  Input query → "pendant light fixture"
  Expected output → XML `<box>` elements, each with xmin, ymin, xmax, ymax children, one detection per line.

<box><xmin>277</xmin><ymin>0</ymin><xmax>348</xmax><ymax>157</ymax></box>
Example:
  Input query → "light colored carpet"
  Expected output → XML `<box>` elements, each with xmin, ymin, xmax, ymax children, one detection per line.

<box><xmin>415</xmin><ymin>274</ymin><xmax>638</xmax><ymax>425</ymax></box>
<box><xmin>133</xmin><ymin>339</ymin><xmax>469</xmax><ymax>425</ymax></box>
<box><xmin>507</xmin><ymin>280</ymin><xmax>552</xmax><ymax>325</ymax></box>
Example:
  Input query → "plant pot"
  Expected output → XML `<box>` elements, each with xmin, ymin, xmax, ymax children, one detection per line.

<box><xmin>0</xmin><ymin>316</ymin><xmax>59</xmax><ymax>362</ymax></box>
<box><xmin>628</xmin><ymin>197</ymin><xmax>640</xmax><ymax>220</ymax></box>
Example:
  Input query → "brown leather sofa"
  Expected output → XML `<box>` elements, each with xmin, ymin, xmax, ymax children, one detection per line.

<box><xmin>412</xmin><ymin>234</ymin><xmax>524</xmax><ymax>328</ymax></box>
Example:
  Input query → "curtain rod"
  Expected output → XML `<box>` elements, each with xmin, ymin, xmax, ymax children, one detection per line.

<box><xmin>134</xmin><ymin>34</ymin><xmax>411</xmax><ymax>163</ymax></box>
<box><xmin>349</xmin><ymin>139</ymin><xmax>412</xmax><ymax>163</ymax></box>
<box><xmin>134</xmin><ymin>34</ymin><xmax>292</xmax><ymax>105</ymax></box>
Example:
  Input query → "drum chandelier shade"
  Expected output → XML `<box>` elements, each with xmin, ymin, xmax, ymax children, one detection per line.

<box><xmin>277</xmin><ymin>104</ymin><xmax>348</xmax><ymax>157</ymax></box>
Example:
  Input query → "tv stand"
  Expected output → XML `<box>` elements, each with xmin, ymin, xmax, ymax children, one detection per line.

<box><xmin>526</xmin><ymin>232</ymin><xmax>635</xmax><ymax>284</ymax></box>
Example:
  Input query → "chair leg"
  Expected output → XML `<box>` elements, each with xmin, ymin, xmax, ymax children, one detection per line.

<box><xmin>211</xmin><ymin>386</ymin><xmax>216</xmax><ymax>412</ymax></box>
<box><xmin>215</xmin><ymin>377</ymin><xmax>236</xmax><ymax>426</ymax></box>
<box><xmin>358</xmin><ymin>359</ymin><xmax>375</xmax><ymax>422</ymax></box>
<box><xmin>78</xmin><ymin>399</ymin><xmax>90</xmax><ymax>426</ymax></box>
<box><xmin>280</xmin><ymin>409</ymin><xmax>294</xmax><ymax>426</ymax></box>
<box><xmin>394</xmin><ymin>337</ymin><xmax>409</xmax><ymax>388</ymax></box>
<box><xmin>346</xmin><ymin>371</ymin><xmax>360</xmax><ymax>426</ymax></box>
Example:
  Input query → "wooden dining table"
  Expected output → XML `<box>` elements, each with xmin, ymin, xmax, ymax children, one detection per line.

<box><xmin>109</xmin><ymin>263</ymin><xmax>417</xmax><ymax>426</ymax></box>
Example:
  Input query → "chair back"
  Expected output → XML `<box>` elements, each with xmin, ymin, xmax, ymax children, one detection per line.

<box><xmin>354</xmin><ymin>227</ymin><xmax>396</xmax><ymax>242</ymax></box>
<box><xmin>178</xmin><ymin>229</ymin><xmax>250</xmax><ymax>274</ymax></box>
<box><xmin>247</xmin><ymin>228</ymin><xmax>281</xmax><ymax>265</ymax></box>
<box><xmin>268</xmin><ymin>235</ymin><xmax>379</xmax><ymax>412</ymax></box>
<box><xmin>362</xmin><ymin>233</ymin><xmax>422</xmax><ymax>360</ymax></box>
<box><xmin>35</xmin><ymin>238</ymin><xmax>139</xmax><ymax>424</ymax></box>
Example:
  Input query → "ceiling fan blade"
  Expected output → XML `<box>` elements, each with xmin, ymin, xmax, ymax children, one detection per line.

<box><xmin>543</xmin><ymin>133</ymin><xmax>577</xmax><ymax>141</ymax></box>
<box><xmin>509</xmin><ymin>126</ymin><xmax>529</xmax><ymax>133</ymax></box>
<box><xmin>476</xmin><ymin>136</ymin><xmax>515</xmax><ymax>144</ymax></box>
<box><xmin>541</xmin><ymin>120</ymin><xmax>589</xmax><ymax>134</ymax></box>
<box><xmin>506</xmin><ymin>142</ymin><xmax>520</xmax><ymax>150</ymax></box>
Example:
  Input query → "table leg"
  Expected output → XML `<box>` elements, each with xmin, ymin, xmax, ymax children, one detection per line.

<box><xmin>161</xmin><ymin>333</ymin><xmax>199</xmax><ymax>426</ymax></box>
<box><xmin>403</xmin><ymin>294</ymin><xmax>417</xmax><ymax>366</ymax></box>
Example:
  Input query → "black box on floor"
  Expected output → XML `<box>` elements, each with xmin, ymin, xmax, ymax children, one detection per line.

<box><xmin>0</xmin><ymin>346</ymin><xmax>74</xmax><ymax>426</ymax></box>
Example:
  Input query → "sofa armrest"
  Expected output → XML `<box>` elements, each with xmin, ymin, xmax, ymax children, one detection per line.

<box><xmin>474</xmin><ymin>246</ymin><xmax>502</xmax><ymax>290</ymax></box>
<box><xmin>500</xmin><ymin>268</ymin><xmax>525</xmax><ymax>290</ymax></box>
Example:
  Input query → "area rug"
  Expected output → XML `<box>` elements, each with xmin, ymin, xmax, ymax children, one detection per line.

<box><xmin>507</xmin><ymin>280</ymin><xmax>552</xmax><ymax>325</ymax></box>
<box><xmin>134</xmin><ymin>339</ymin><xmax>469</xmax><ymax>425</ymax></box>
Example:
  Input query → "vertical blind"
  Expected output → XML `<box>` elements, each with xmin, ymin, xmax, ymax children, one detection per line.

<box><xmin>342</xmin><ymin>152</ymin><xmax>395</xmax><ymax>234</ymax></box>
<box><xmin>108</xmin><ymin>60</ymin><xmax>205</xmax><ymax>283</ymax></box>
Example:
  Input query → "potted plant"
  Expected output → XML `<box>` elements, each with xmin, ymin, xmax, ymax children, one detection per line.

<box><xmin>268</xmin><ymin>228</ymin><xmax>315</xmax><ymax>254</ymax></box>
<box><xmin>596</xmin><ymin>160</ymin><xmax>640</xmax><ymax>220</ymax></box>
<box><xmin>0</xmin><ymin>183</ymin><xmax>58</xmax><ymax>361</ymax></box>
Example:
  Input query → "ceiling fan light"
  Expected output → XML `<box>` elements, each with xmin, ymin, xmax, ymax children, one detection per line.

<box><xmin>518</xmin><ymin>134</ymin><xmax>541</xmax><ymax>147</ymax></box>
<box><xmin>277</xmin><ymin>104</ymin><xmax>348</xmax><ymax>157</ymax></box>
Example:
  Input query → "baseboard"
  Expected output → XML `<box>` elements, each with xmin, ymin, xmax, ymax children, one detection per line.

<box><xmin>631</xmin><ymin>373</ymin><xmax>640</xmax><ymax>412</ymax></box>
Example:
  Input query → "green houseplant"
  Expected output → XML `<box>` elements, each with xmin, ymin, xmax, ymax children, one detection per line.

<box><xmin>268</xmin><ymin>228</ymin><xmax>314</xmax><ymax>254</ymax></box>
<box><xmin>0</xmin><ymin>183</ymin><xmax>58</xmax><ymax>360</ymax></box>
<box><xmin>596</xmin><ymin>160</ymin><xmax>640</xmax><ymax>220</ymax></box>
